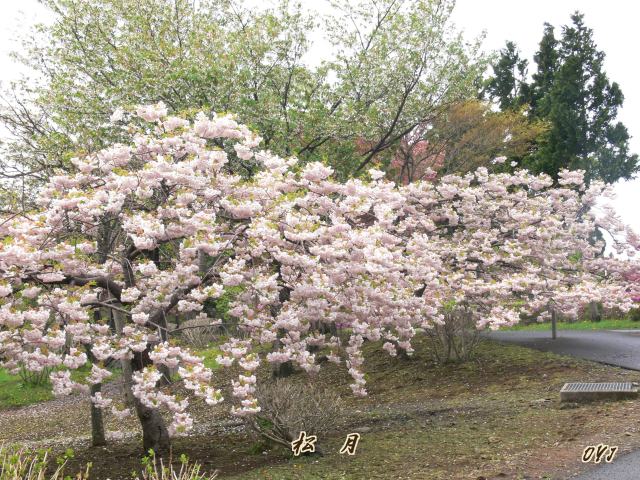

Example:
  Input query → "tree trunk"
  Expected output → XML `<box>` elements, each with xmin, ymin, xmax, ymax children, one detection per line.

<box><xmin>389</xmin><ymin>339</ymin><xmax>411</xmax><ymax>361</ymax></box>
<box><xmin>273</xmin><ymin>360</ymin><xmax>295</xmax><ymax>378</ymax></box>
<box><xmin>90</xmin><ymin>383</ymin><xmax>106</xmax><ymax>446</ymax></box>
<box><xmin>153</xmin><ymin>312</ymin><xmax>172</xmax><ymax>386</ymax></box>
<box><xmin>271</xmin><ymin>330</ymin><xmax>295</xmax><ymax>378</ymax></box>
<box><xmin>88</xmin><ymin>310</ymin><xmax>107</xmax><ymax>447</ymax></box>
<box><xmin>125</xmin><ymin>316</ymin><xmax>172</xmax><ymax>454</ymax></box>
<box><xmin>114</xmin><ymin>243</ymin><xmax>171</xmax><ymax>453</ymax></box>
<box><xmin>113</xmin><ymin>310</ymin><xmax>136</xmax><ymax>406</ymax></box>
<box><xmin>135</xmin><ymin>399</ymin><xmax>170</xmax><ymax>454</ymax></box>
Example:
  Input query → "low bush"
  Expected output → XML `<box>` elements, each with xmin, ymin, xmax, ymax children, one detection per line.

<box><xmin>179</xmin><ymin>318</ymin><xmax>220</xmax><ymax>348</ymax></box>
<box><xmin>17</xmin><ymin>365</ymin><xmax>52</xmax><ymax>387</ymax></box>
<box><xmin>247</xmin><ymin>378</ymin><xmax>344</xmax><ymax>452</ymax></box>
<box><xmin>424</xmin><ymin>309</ymin><xmax>480</xmax><ymax>363</ymax></box>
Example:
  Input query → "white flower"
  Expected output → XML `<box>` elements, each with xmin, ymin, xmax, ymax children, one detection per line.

<box><xmin>368</xmin><ymin>168</ymin><xmax>385</xmax><ymax>181</ymax></box>
<box><xmin>121</xmin><ymin>287</ymin><xmax>141</xmax><ymax>303</ymax></box>
<box><xmin>132</xmin><ymin>312</ymin><xmax>149</xmax><ymax>325</ymax></box>
<box><xmin>135</xmin><ymin>102</ymin><xmax>168</xmax><ymax>122</ymax></box>
<box><xmin>111</xmin><ymin>406</ymin><xmax>132</xmax><ymax>420</ymax></box>
<box><xmin>110</xmin><ymin>108</ymin><xmax>125</xmax><ymax>123</ymax></box>
<box><xmin>0</xmin><ymin>284</ymin><xmax>12</xmax><ymax>297</ymax></box>
<box><xmin>91</xmin><ymin>392</ymin><xmax>113</xmax><ymax>409</ymax></box>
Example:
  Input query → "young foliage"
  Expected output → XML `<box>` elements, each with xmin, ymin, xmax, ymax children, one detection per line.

<box><xmin>0</xmin><ymin>0</ymin><xmax>485</xmax><ymax>202</ymax></box>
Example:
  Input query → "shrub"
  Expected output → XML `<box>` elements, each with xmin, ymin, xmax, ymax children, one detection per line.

<box><xmin>247</xmin><ymin>378</ymin><xmax>343</xmax><ymax>451</ymax></box>
<box><xmin>424</xmin><ymin>309</ymin><xmax>480</xmax><ymax>363</ymax></box>
<box><xmin>179</xmin><ymin>318</ymin><xmax>220</xmax><ymax>349</ymax></box>
<box><xmin>628</xmin><ymin>307</ymin><xmax>640</xmax><ymax>322</ymax></box>
<box><xmin>18</xmin><ymin>365</ymin><xmax>52</xmax><ymax>387</ymax></box>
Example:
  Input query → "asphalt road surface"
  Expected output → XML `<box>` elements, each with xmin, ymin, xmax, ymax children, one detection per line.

<box><xmin>572</xmin><ymin>450</ymin><xmax>640</xmax><ymax>480</ymax></box>
<box><xmin>485</xmin><ymin>329</ymin><xmax>640</xmax><ymax>370</ymax></box>
<box><xmin>486</xmin><ymin>329</ymin><xmax>640</xmax><ymax>479</ymax></box>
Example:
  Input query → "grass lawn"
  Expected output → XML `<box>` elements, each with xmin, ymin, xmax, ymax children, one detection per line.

<box><xmin>0</xmin><ymin>363</ymin><xmax>117</xmax><ymax>410</ymax></box>
<box><xmin>504</xmin><ymin>318</ymin><xmax>640</xmax><ymax>331</ymax></box>
<box><xmin>0</xmin><ymin>368</ymin><xmax>52</xmax><ymax>409</ymax></box>
<box><xmin>0</xmin><ymin>345</ymin><xmax>217</xmax><ymax>410</ymax></box>
<box><xmin>194</xmin><ymin>345</ymin><xmax>222</xmax><ymax>370</ymax></box>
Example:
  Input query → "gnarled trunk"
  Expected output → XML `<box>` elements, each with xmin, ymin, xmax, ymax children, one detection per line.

<box><xmin>130</xmin><ymin>336</ymin><xmax>171</xmax><ymax>453</ymax></box>
<box><xmin>135</xmin><ymin>399</ymin><xmax>170</xmax><ymax>454</ymax></box>
<box><xmin>272</xmin><ymin>360</ymin><xmax>295</xmax><ymax>378</ymax></box>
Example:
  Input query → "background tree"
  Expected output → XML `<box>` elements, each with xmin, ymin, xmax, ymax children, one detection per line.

<box><xmin>389</xmin><ymin>99</ymin><xmax>546</xmax><ymax>183</ymax></box>
<box><xmin>486</xmin><ymin>12</ymin><xmax>638</xmax><ymax>184</ymax></box>
<box><xmin>528</xmin><ymin>23</ymin><xmax>559</xmax><ymax>117</ymax></box>
<box><xmin>484</xmin><ymin>41</ymin><xmax>529</xmax><ymax>111</ymax></box>
<box><xmin>0</xmin><ymin>0</ymin><xmax>485</xmax><ymax>203</ymax></box>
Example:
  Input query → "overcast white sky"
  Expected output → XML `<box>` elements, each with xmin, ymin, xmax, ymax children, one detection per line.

<box><xmin>0</xmin><ymin>0</ymin><xmax>638</xmax><ymax>234</ymax></box>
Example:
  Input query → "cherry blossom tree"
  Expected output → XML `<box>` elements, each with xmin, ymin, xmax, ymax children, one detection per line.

<box><xmin>621</xmin><ymin>230</ymin><xmax>640</xmax><ymax>304</ymax></box>
<box><xmin>0</xmin><ymin>103</ymin><xmax>635</xmax><ymax>452</ymax></box>
<box><xmin>404</xmin><ymin>168</ymin><xmax>636</xmax><ymax>359</ymax></box>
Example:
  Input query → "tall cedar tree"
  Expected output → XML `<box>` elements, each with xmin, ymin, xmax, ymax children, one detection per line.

<box><xmin>528</xmin><ymin>23</ymin><xmax>559</xmax><ymax>117</ymax></box>
<box><xmin>487</xmin><ymin>12</ymin><xmax>638</xmax><ymax>184</ymax></box>
<box><xmin>485</xmin><ymin>41</ymin><xmax>529</xmax><ymax>111</ymax></box>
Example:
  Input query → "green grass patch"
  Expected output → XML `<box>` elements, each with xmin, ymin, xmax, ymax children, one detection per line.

<box><xmin>0</xmin><ymin>369</ymin><xmax>53</xmax><ymax>409</ymax></box>
<box><xmin>194</xmin><ymin>345</ymin><xmax>222</xmax><ymax>370</ymax></box>
<box><xmin>504</xmin><ymin>318</ymin><xmax>640</xmax><ymax>331</ymax></box>
<box><xmin>0</xmin><ymin>362</ymin><xmax>121</xmax><ymax>410</ymax></box>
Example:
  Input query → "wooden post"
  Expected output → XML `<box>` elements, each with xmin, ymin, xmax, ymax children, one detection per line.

<box><xmin>551</xmin><ymin>308</ymin><xmax>557</xmax><ymax>340</ymax></box>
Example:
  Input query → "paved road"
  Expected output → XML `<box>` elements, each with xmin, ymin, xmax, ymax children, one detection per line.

<box><xmin>485</xmin><ymin>329</ymin><xmax>640</xmax><ymax>370</ymax></box>
<box><xmin>572</xmin><ymin>450</ymin><xmax>640</xmax><ymax>480</ymax></box>
<box><xmin>486</xmin><ymin>329</ymin><xmax>640</xmax><ymax>479</ymax></box>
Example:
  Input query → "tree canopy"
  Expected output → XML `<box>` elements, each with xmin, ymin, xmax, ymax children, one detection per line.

<box><xmin>389</xmin><ymin>99</ymin><xmax>546</xmax><ymax>183</ymax></box>
<box><xmin>0</xmin><ymin>0</ymin><xmax>485</xmax><ymax>203</ymax></box>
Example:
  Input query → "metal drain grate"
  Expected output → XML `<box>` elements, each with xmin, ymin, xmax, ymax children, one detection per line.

<box><xmin>562</xmin><ymin>382</ymin><xmax>635</xmax><ymax>392</ymax></box>
<box><xmin>560</xmin><ymin>382</ymin><xmax>639</xmax><ymax>402</ymax></box>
